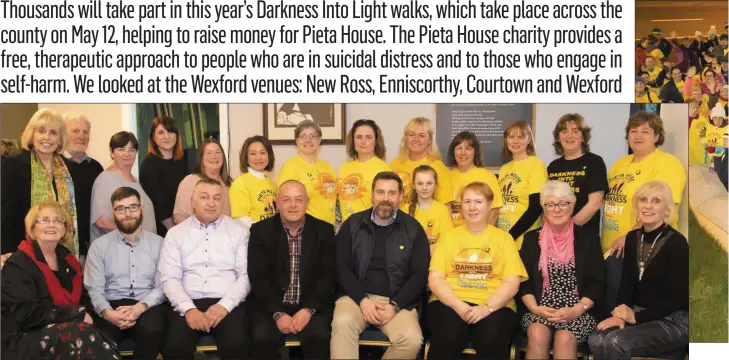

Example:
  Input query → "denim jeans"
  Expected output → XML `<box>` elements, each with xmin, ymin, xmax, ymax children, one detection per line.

<box><xmin>588</xmin><ymin>310</ymin><xmax>688</xmax><ymax>360</ymax></box>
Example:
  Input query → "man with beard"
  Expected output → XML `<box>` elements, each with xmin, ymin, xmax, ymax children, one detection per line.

<box><xmin>331</xmin><ymin>171</ymin><xmax>429</xmax><ymax>360</ymax></box>
<box><xmin>83</xmin><ymin>186</ymin><xmax>167</xmax><ymax>359</ymax></box>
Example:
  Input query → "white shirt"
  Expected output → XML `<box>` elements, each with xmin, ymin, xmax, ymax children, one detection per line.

<box><xmin>159</xmin><ymin>214</ymin><xmax>251</xmax><ymax>315</ymax></box>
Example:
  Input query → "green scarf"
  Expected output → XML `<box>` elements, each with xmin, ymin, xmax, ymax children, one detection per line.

<box><xmin>30</xmin><ymin>151</ymin><xmax>79</xmax><ymax>258</ymax></box>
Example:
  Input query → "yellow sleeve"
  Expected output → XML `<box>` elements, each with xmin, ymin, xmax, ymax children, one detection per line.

<box><xmin>483</xmin><ymin>170</ymin><xmax>503</xmax><ymax>208</ymax></box>
<box><xmin>500</xmin><ymin>233</ymin><xmax>529</xmax><ymax>282</ymax></box>
<box><xmin>527</xmin><ymin>160</ymin><xmax>548</xmax><ymax>194</ymax></box>
<box><xmin>439</xmin><ymin>204</ymin><xmax>454</xmax><ymax>230</ymax></box>
<box><xmin>229</xmin><ymin>177</ymin><xmax>252</xmax><ymax>218</ymax></box>
<box><xmin>277</xmin><ymin>160</ymin><xmax>298</xmax><ymax>187</ymax></box>
<box><xmin>655</xmin><ymin>155</ymin><xmax>687</xmax><ymax>205</ymax></box>
<box><xmin>389</xmin><ymin>157</ymin><xmax>404</xmax><ymax>173</ymax></box>
<box><xmin>433</xmin><ymin>160</ymin><xmax>455</xmax><ymax>203</ymax></box>
<box><xmin>429</xmin><ymin>230</ymin><xmax>452</xmax><ymax>272</ymax></box>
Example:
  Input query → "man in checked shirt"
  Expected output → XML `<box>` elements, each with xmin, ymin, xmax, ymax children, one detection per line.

<box><xmin>248</xmin><ymin>180</ymin><xmax>336</xmax><ymax>359</ymax></box>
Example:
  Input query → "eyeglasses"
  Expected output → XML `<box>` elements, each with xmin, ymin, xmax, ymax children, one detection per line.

<box><xmin>113</xmin><ymin>204</ymin><xmax>141</xmax><ymax>214</ymax></box>
<box><xmin>544</xmin><ymin>202</ymin><xmax>572</xmax><ymax>210</ymax></box>
<box><xmin>36</xmin><ymin>217</ymin><xmax>66</xmax><ymax>225</ymax></box>
<box><xmin>298</xmin><ymin>134</ymin><xmax>320</xmax><ymax>141</ymax></box>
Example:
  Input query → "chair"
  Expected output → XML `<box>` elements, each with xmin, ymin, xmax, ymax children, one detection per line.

<box><xmin>509</xmin><ymin>331</ymin><xmax>593</xmax><ymax>360</ymax></box>
<box><xmin>118</xmin><ymin>335</ymin><xmax>217</xmax><ymax>358</ymax></box>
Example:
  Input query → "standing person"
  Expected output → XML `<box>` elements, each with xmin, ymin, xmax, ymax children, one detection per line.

<box><xmin>248</xmin><ymin>180</ymin><xmax>336</xmax><ymax>359</ymax></box>
<box><xmin>390</xmin><ymin>117</ymin><xmax>454</xmax><ymax>206</ymax></box>
<box><xmin>651</xmin><ymin>28</ymin><xmax>672</xmax><ymax>59</ymax></box>
<box><xmin>660</xmin><ymin>67</ymin><xmax>687</xmax><ymax>103</ymax></box>
<box><xmin>84</xmin><ymin>187</ymin><xmax>167</xmax><ymax>360</ymax></box>
<box><xmin>332</xmin><ymin>172</ymin><xmax>429</xmax><ymax>360</ymax></box>
<box><xmin>1</xmin><ymin>202</ymin><xmax>121</xmax><ymax>360</ymax></box>
<box><xmin>229</xmin><ymin>136</ymin><xmax>278</xmax><ymax>229</ymax></box>
<box><xmin>427</xmin><ymin>182</ymin><xmax>528</xmax><ymax>359</ymax></box>
<box><xmin>337</xmin><ymin>119</ymin><xmax>391</xmax><ymax>222</ymax></box>
<box><xmin>90</xmin><ymin>132</ymin><xmax>156</xmax><ymax>243</ymax></box>
<box><xmin>173</xmin><ymin>138</ymin><xmax>232</xmax><ymax>224</ymax></box>
<box><xmin>447</xmin><ymin>131</ymin><xmax>502</xmax><ymax>226</ymax></box>
<box><xmin>1</xmin><ymin>109</ymin><xmax>80</xmax><ymax>258</ymax></box>
<box><xmin>139</xmin><ymin>116</ymin><xmax>189</xmax><ymax>237</ymax></box>
<box><xmin>497</xmin><ymin>121</ymin><xmax>548</xmax><ymax>249</ymax></box>
<box><xmin>63</xmin><ymin>112</ymin><xmax>104</xmax><ymax>264</ymax></box>
<box><xmin>714</xmin><ymin>133</ymin><xmax>729</xmax><ymax>190</ymax></box>
<box><xmin>158</xmin><ymin>178</ymin><xmax>250</xmax><ymax>360</ymax></box>
<box><xmin>402</xmin><ymin>165</ymin><xmax>453</xmax><ymax>254</ymax></box>
<box><xmin>278</xmin><ymin>121</ymin><xmax>337</xmax><ymax>225</ymax></box>
<box><xmin>547</xmin><ymin>114</ymin><xmax>608</xmax><ymax>243</ymax></box>
<box><xmin>589</xmin><ymin>182</ymin><xmax>688</xmax><ymax>360</ymax></box>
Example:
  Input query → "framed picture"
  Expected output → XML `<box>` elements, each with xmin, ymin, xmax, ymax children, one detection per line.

<box><xmin>263</xmin><ymin>103</ymin><xmax>347</xmax><ymax>144</ymax></box>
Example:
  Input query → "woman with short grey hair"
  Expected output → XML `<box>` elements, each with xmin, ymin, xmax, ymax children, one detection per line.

<box><xmin>518</xmin><ymin>180</ymin><xmax>605</xmax><ymax>359</ymax></box>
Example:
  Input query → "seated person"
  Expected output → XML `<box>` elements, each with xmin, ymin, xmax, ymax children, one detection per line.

<box><xmin>248</xmin><ymin>180</ymin><xmax>335</xmax><ymax>359</ymax></box>
<box><xmin>519</xmin><ymin>181</ymin><xmax>605</xmax><ymax>359</ymax></box>
<box><xmin>84</xmin><ymin>187</ymin><xmax>167</xmax><ymax>360</ymax></box>
<box><xmin>158</xmin><ymin>178</ymin><xmax>251</xmax><ymax>360</ymax></box>
<box><xmin>332</xmin><ymin>172</ymin><xmax>429</xmax><ymax>360</ymax></box>
<box><xmin>1</xmin><ymin>201</ymin><xmax>121</xmax><ymax>360</ymax></box>
<box><xmin>427</xmin><ymin>182</ymin><xmax>528</xmax><ymax>360</ymax></box>
<box><xmin>588</xmin><ymin>181</ymin><xmax>688</xmax><ymax>360</ymax></box>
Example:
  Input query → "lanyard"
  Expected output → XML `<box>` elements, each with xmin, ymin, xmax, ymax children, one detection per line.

<box><xmin>638</xmin><ymin>230</ymin><xmax>663</xmax><ymax>281</ymax></box>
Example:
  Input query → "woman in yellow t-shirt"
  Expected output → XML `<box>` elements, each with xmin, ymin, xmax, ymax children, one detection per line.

<box><xmin>601</xmin><ymin>112</ymin><xmax>686</xmax><ymax>257</ymax></box>
<box><xmin>338</xmin><ymin>119</ymin><xmax>391</xmax><ymax>223</ymax></box>
<box><xmin>497</xmin><ymin>121</ymin><xmax>548</xmax><ymax>249</ymax></box>
<box><xmin>277</xmin><ymin>121</ymin><xmax>337</xmax><ymax>225</ymax></box>
<box><xmin>390</xmin><ymin>117</ymin><xmax>454</xmax><ymax>206</ymax></box>
<box><xmin>428</xmin><ymin>182</ymin><xmax>528</xmax><ymax>359</ymax></box>
<box><xmin>401</xmin><ymin>165</ymin><xmax>453</xmax><ymax>254</ymax></box>
<box><xmin>229</xmin><ymin>136</ymin><xmax>278</xmax><ymax>229</ymax></box>
<box><xmin>447</xmin><ymin>131</ymin><xmax>503</xmax><ymax>227</ymax></box>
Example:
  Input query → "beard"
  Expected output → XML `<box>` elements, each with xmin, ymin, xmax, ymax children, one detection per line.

<box><xmin>374</xmin><ymin>201</ymin><xmax>395</xmax><ymax>219</ymax></box>
<box><xmin>114</xmin><ymin>214</ymin><xmax>144</xmax><ymax>234</ymax></box>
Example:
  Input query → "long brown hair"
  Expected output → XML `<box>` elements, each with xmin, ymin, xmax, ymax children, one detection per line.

<box><xmin>501</xmin><ymin>121</ymin><xmax>536</xmax><ymax>162</ymax></box>
<box><xmin>345</xmin><ymin>119</ymin><xmax>387</xmax><ymax>160</ymax></box>
<box><xmin>148</xmin><ymin>116</ymin><xmax>184</xmax><ymax>161</ymax></box>
<box><xmin>408</xmin><ymin>165</ymin><xmax>438</xmax><ymax>216</ymax></box>
<box><xmin>195</xmin><ymin>138</ymin><xmax>232</xmax><ymax>186</ymax></box>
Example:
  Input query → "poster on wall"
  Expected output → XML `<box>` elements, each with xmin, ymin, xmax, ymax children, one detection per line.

<box><xmin>263</xmin><ymin>103</ymin><xmax>347</xmax><ymax>144</ymax></box>
<box><xmin>435</xmin><ymin>104</ymin><xmax>535</xmax><ymax>169</ymax></box>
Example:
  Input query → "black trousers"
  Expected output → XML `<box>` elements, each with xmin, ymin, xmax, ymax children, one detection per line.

<box><xmin>250</xmin><ymin>303</ymin><xmax>331</xmax><ymax>360</ymax></box>
<box><xmin>162</xmin><ymin>298</ymin><xmax>249</xmax><ymax>360</ymax></box>
<box><xmin>93</xmin><ymin>299</ymin><xmax>168</xmax><ymax>360</ymax></box>
<box><xmin>427</xmin><ymin>300</ymin><xmax>517</xmax><ymax>360</ymax></box>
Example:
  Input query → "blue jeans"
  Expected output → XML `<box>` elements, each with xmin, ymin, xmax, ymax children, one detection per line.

<box><xmin>588</xmin><ymin>310</ymin><xmax>688</xmax><ymax>360</ymax></box>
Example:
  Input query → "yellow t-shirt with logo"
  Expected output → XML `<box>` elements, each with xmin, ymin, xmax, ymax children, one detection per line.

<box><xmin>278</xmin><ymin>155</ymin><xmax>337</xmax><ymax>224</ymax></box>
<box><xmin>229</xmin><ymin>172</ymin><xmax>278</xmax><ymax>223</ymax></box>
<box><xmin>601</xmin><ymin>148</ymin><xmax>686</xmax><ymax>252</ymax></box>
<box><xmin>450</xmin><ymin>167</ymin><xmax>504</xmax><ymax>227</ymax></box>
<box><xmin>496</xmin><ymin>156</ymin><xmax>548</xmax><ymax>249</ymax></box>
<box><xmin>390</xmin><ymin>156</ymin><xmax>454</xmax><ymax>204</ymax></box>
<box><xmin>429</xmin><ymin>225</ymin><xmax>528</xmax><ymax>310</ymax></box>
<box><xmin>400</xmin><ymin>201</ymin><xmax>453</xmax><ymax>245</ymax></box>
<box><xmin>337</xmin><ymin>157</ymin><xmax>391</xmax><ymax>222</ymax></box>
<box><xmin>701</xmin><ymin>122</ymin><xmax>728</xmax><ymax>164</ymax></box>
<box><xmin>689</xmin><ymin>117</ymin><xmax>711</xmax><ymax>165</ymax></box>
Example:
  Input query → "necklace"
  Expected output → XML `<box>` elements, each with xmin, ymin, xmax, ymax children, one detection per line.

<box><xmin>638</xmin><ymin>229</ymin><xmax>664</xmax><ymax>281</ymax></box>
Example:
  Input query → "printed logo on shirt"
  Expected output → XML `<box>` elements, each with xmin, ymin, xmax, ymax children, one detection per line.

<box><xmin>426</xmin><ymin>219</ymin><xmax>438</xmax><ymax>243</ymax></box>
<box><xmin>548</xmin><ymin>167</ymin><xmax>587</xmax><ymax>194</ymax></box>
<box><xmin>257</xmin><ymin>189</ymin><xmax>277</xmax><ymax>220</ymax></box>
<box><xmin>338</xmin><ymin>173</ymin><xmax>367</xmax><ymax>200</ymax></box>
<box><xmin>605</xmin><ymin>174</ymin><xmax>633</xmax><ymax>204</ymax></box>
<box><xmin>452</xmin><ymin>248</ymin><xmax>493</xmax><ymax>285</ymax></box>
<box><xmin>499</xmin><ymin>173</ymin><xmax>521</xmax><ymax>204</ymax></box>
<box><xmin>314</xmin><ymin>173</ymin><xmax>337</xmax><ymax>199</ymax></box>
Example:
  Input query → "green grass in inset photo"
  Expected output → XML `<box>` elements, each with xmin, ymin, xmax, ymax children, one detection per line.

<box><xmin>689</xmin><ymin>210</ymin><xmax>729</xmax><ymax>343</ymax></box>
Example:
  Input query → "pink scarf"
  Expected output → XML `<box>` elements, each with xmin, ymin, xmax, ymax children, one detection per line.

<box><xmin>538</xmin><ymin>220</ymin><xmax>575</xmax><ymax>295</ymax></box>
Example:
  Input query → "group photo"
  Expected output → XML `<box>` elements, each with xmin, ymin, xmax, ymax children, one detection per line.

<box><xmin>0</xmin><ymin>102</ymin><xmax>690</xmax><ymax>359</ymax></box>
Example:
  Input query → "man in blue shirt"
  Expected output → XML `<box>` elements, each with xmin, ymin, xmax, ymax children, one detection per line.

<box><xmin>84</xmin><ymin>186</ymin><xmax>167</xmax><ymax>360</ymax></box>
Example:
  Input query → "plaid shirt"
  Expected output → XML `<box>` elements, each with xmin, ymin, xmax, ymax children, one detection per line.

<box><xmin>282</xmin><ymin>222</ymin><xmax>303</xmax><ymax>305</ymax></box>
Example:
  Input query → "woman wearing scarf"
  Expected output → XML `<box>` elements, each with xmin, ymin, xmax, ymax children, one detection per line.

<box><xmin>588</xmin><ymin>182</ymin><xmax>688</xmax><ymax>360</ymax></box>
<box><xmin>1</xmin><ymin>109</ymin><xmax>80</xmax><ymax>259</ymax></box>
<box><xmin>1</xmin><ymin>201</ymin><xmax>121</xmax><ymax>360</ymax></box>
<box><xmin>518</xmin><ymin>181</ymin><xmax>605</xmax><ymax>359</ymax></box>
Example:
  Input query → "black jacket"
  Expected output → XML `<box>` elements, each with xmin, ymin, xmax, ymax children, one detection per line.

<box><xmin>1</xmin><ymin>150</ymin><xmax>77</xmax><ymax>254</ymax></box>
<box><xmin>1</xmin><ymin>243</ymin><xmax>89</xmax><ymax>360</ymax></box>
<box><xmin>336</xmin><ymin>209</ymin><xmax>429</xmax><ymax>310</ymax></box>
<box><xmin>517</xmin><ymin>225</ymin><xmax>606</xmax><ymax>320</ymax></box>
<box><xmin>248</xmin><ymin>213</ymin><xmax>336</xmax><ymax>315</ymax></box>
<box><xmin>715</xmin><ymin>153</ymin><xmax>728</xmax><ymax>191</ymax></box>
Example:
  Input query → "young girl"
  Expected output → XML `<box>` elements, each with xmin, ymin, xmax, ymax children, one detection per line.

<box><xmin>401</xmin><ymin>165</ymin><xmax>453</xmax><ymax>253</ymax></box>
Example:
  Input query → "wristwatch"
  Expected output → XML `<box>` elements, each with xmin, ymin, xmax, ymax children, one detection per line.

<box><xmin>389</xmin><ymin>300</ymin><xmax>401</xmax><ymax>313</ymax></box>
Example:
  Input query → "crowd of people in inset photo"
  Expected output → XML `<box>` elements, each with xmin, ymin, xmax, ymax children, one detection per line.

<box><xmin>0</xmin><ymin>108</ymin><xmax>688</xmax><ymax>360</ymax></box>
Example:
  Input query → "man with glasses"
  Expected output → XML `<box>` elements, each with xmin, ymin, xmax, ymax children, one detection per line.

<box><xmin>83</xmin><ymin>186</ymin><xmax>167</xmax><ymax>360</ymax></box>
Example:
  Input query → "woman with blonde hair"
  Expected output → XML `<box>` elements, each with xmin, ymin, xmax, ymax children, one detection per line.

<box><xmin>390</xmin><ymin>117</ymin><xmax>454</xmax><ymax>206</ymax></box>
<box><xmin>1</xmin><ymin>108</ymin><xmax>80</xmax><ymax>258</ymax></box>
<box><xmin>589</xmin><ymin>181</ymin><xmax>688</xmax><ymax>360</ymax></box>
<box><xmin>497</xmin><ymin>121</ymin><xmax>548</xmax><ymax>249</ymax></box>
<box><xmin>337</xmin><ymin>119</ymin><xmax>391</xmax><ymax>222</ymax></box>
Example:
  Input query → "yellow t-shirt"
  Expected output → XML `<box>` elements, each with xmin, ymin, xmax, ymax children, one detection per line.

<box><xmin>646</xmin><ymin>65</ymin><xmax>663</xmax><ymax>83</ymax></box>
<box><xmin>390</xmin><ymin>156</ymin><xmax>454</xmax><ymax>204</ymax></box>
<box><xmin>704</xmin><ymin>122</ymin><xmax>729</xmax><ymax>164</ymax></box>
<box><xmin>400</xmin><ymin>201</ymin><xmax>453</xmax><ymax>245</ymax></box>
<box><xmin>450</xmin><ymin>167</ymin><xmax>504</xmax><ymax>227</ymax></box>
<box><xmin>496</xmin><ymin>156</ymin><xmax>548</xmax><ymax>249</ymax></box>
<box><xmin>229</xmin><ymin>172</ymin><xmax>278</xmax><ymax>223</ymax></box>
<box><xmin>601</xmin><ymin>148</ymin><xmax>687</xmax><ymax>252</ymax></box>
<box><xmin>429</xmin><ymin>225</ymin><xmax>528</xmax><ymax>310</ymax></box>
<box><xmin>337</xmin><ymin>157</ymin><xmax>391</xmax><ymax>222</ymax></box>
<box><xmin>278</xmin><ymin>154</ymin><xmax>337</xmax><ymax>224</ymax></box>
<box><xmin>689</xmin><ymin>117</ymin><xmax>710</xmax><ymax>164</ymax></box>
